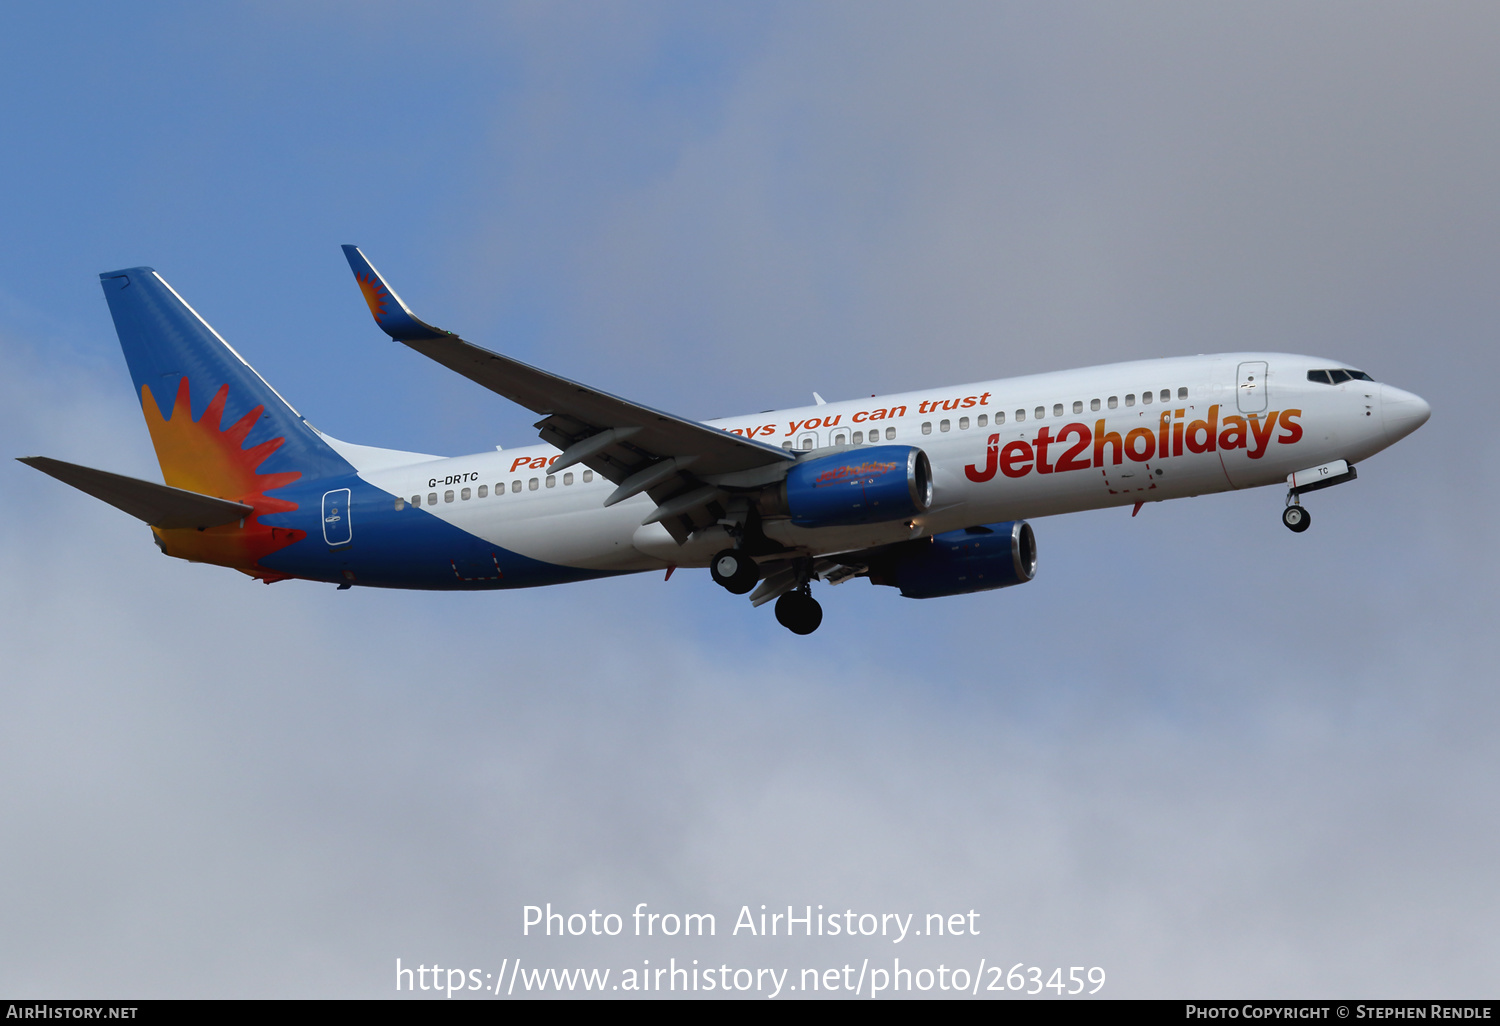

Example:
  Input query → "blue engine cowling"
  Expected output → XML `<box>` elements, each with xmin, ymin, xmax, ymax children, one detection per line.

<box><xmin>880</xmin><ymin>521</ymin><xmax>1036</xmax><ymax>598</ymax></box>
<box><xmin>784</xmin><ymin>445</ymin><xmax>932</xmax><ymax>527</ymax></box>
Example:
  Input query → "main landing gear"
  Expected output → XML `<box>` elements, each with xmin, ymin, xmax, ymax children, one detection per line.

<box><xmin>709</xmin><ymin>548</ymin><xmax>760</xmax><ymax>595</ymax></box>
<box><xmin>1281</xmin><ymin>502</ymin><xmax>1311</xmax><ymax>533</ymax></box>
<box><xmin>775</xmin><ymin>587</ymin><xmax>823</xmax><ymax>636</ymax></box>
<box><xmin>712</xmin><ymin>547</ymin><xmax>824</xmax><ymax>635</ymax></box>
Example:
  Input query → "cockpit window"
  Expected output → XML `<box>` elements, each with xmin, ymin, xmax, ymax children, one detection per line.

<box><xmin>1308</xmin><ymin>368</ymin><xmax>1375</xmax><ymax>385</ymax></box>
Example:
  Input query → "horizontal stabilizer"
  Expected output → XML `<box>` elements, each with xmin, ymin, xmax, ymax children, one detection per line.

<box><xmin>17</xmin><ymin>456</ymin><xmax>253</xmax><ymax>529</ymax></box>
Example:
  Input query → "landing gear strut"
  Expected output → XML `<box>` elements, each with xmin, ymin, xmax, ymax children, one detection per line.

<box><xmin>710</xmin><ymin>548</ymin><xmax>760</xmax><ymax>595</ymax></box>
<box><xmin>775</xmin><ymin>587</ymin><xmax>823</xmax><ymax>635</ymax></box>
<box><xmin>1281</xmin><ymin>502</ymin><xmax>1311</xmax><ymax>533</ymax></box>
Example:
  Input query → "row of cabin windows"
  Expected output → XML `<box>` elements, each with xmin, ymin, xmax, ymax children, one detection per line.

<box><xmin>919</xmin><ymin>387</ymin><xmax>1191</xmax><ymax>434</ymax></box>
<box><xmin>783</xmin><ymin>425</ymin><xmax>898</xmax><ymax>450</ymax></box>
<box><xmin>393</xmin><ymin>383</ymin><xmax>1194</xmax><ymax>508</ymax></box>
<box><xmin>396</xmin><ymin>468</ymin><xmax>596</xmax><ymax>510</ymax></box>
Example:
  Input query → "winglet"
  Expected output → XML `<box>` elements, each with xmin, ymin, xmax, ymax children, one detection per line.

<box><xmin>341</xmin><ymin>245</ymin><xmax>448</xmax><ymax>342</ymax></box>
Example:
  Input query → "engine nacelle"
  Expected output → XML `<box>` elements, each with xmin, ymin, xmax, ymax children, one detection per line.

<box><xmin>876</xmin><ymin>520</ymin><xmax>1036</xmax><ymax>599</ymax></box>
<box><xmin>778</xmin><ymin>445</ymin><xmax>933</xmax><ymax>528</ymax></box>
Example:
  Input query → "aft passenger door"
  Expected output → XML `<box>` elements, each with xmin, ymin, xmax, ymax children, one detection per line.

<box><xmin>322</xmin><ymin>488</ymin><xmax>352</xmax><ymax>547</ymax></box>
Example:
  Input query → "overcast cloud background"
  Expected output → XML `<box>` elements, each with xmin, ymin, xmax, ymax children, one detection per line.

<box><xmin>1</xmin><ymin>2</ymin><xmax>1497</xmax><ymax>998</ymax></box>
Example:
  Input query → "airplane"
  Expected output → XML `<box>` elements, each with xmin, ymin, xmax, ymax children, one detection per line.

<box><xmin>19</xmin><ymin>247</ymin><xmax>1431</xmax><ymax>634</ymax></box>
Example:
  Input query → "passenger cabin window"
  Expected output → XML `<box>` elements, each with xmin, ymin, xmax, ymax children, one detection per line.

<box><xmin>1178</xmin><ymin>387</ymin><xmax>1188</xmax><ymax>399</ymax></box>
<box><xmin>1015</xmin><ymin>409</ymin><xmax>1026</xmax><ymax>422</ymax></box>
<box><xmin>959</xmin><ymin>416</ymin><xmax>970</xmax><ymax>430</ymax></box>
<box><xmin>852</xmin><ymin>431</ymin><xmax>863</xmax><ymax>444</ymax></box>
<box><xmin>444</xmin><ymin>490</ymin><xmax>454</xmax><ymax>503</ymax></box>
<box><xmin>429</xmin><ymin>492</ymin><xmax>438</xmax><ymax>505</ymax></box>
<box><xmin>460</xmin><ymin>487</ymin><xmax>471</xmax><ymax>500</ymax></box>
<box><xmin>477</xmin><ymin>485</ymin><xmax>488</xmax><ymax>498</ymax></box>
<box><xmin>939</xmin><ymin>419</ymin><xmax>950</xmax><ymax>432</ymax></box>
<box><xmin>833</xmin><ymin>432</ymin><xmax>847</xmax><ymax>445</ymax></box>
<box><xmin>411</xmin><ymin>495</ymin><xmax>421</xmax><ymax>507</ymax></box>
<box><xmin>1034</xmin><ymin>406</ymin><xmax>1045</xmax><ymax>420</ymax></box>
<box><xmin>1073</xmin><ymin>401</ymin><xmax>1083</xmax><ymax>414</ymax></box>
<box><xmin>782</xmin><ymin>441</ymin><xmax>794</xmax><ymax>450</ymax></box>
<box><xmin>583</xmin><ymin>470</ymin><xmax>594</xmax><ymax>482</ymax></box>
<box><xmin>511</xmin><ymin>481</ymin><xmax>521</xmax><ymax>493</ymax></box>
<box><xmin>1108</xmin><ymin>396</ymin><xmax>1118</xmax><ymax>409</ymax></box>
<box><xmin>1053</xmin><ymin>403</ymin><xmax>1063</xmax><ymax>417</ymax></box>
<box><xmin>545</xmin><ymin>475</ymin><xmax>556</xmax><ymax>488</ymax></box>
<box><xmin>1158</xmin><ymin>389</ymin><xmax>1169</xmax><ymax>402</ymax></box>
<box><xmin>394</xmin><ymin>497</ymin><xmax>405</xmax><ymax>511</ymax></box>
<box><xmin>1142</xmin><ymin>391</ymin><xmax>1153</xmax><ymax>404</ymax></box>
<box><xmin>1125</xmin><ymin>394</ymin><xmax>1135</xmax><ymax>407</ymax></box>
<box><xmin>563</xmin><ymin>473</ymin><xmax>574</xmax><ymax>485</ymax></box>
<box><xmin>1091</xmin><ymin>399</ymin><xmax>1101</xmax><ymax>411</ymax></box>
<box><xmin>922</xmin><ymin>422</ymin><xmax>932</xmax><ymax>434</ymax></box>
<box><xmin>995</xmin><ymin>411</ymin><xmax>1005</xmax><ymax>424</ymax></box>
<box><xmin>885</xmin><ymin>426</ymin><xmax>896</xmax><ymax>440</ymax></box>
<box><xmin>528</xmin><ymin>478</ymin><xmax>539</xmax><ymax>491</ymax></box>
<box><xmin>977</xmin><ymin>414</ymin><xmax>988</xmax><ymax>427</ymax></box>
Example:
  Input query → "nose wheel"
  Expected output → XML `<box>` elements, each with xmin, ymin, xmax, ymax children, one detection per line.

<box><xmin>710</xmin><ymin>548</ymin><xmax>760</xmax><ymax>594</ymax></box>
<box><xmin>1281</xmin><ymin>503</ymin><xmax>1311</xmax><ymax>533</ymax></box>
<box><xmin>775</xmin><ymin>588</ymin><xmax>823</xmax><ymax>635</ymax></box>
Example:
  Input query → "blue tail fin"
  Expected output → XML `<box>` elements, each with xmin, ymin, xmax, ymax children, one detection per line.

<box><xmin>99</xmin><ymin>267</ymin><xmax>351</xmax><ymax>489</ymax></box>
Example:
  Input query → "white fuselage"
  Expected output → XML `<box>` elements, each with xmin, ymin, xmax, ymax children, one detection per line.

<box><xmin>334</xmin><ymin>353</ymin><xmax>1426</xmax><ymax>573</ymax></box>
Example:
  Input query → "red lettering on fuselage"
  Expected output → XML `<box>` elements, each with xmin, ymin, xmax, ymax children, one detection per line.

<box><xmin>966</xmin><ymin>404</ymin><xmax>1302</xmax><ymax>483</ymax></box>
<box><xmin>1054</xmin><ymin>423</ymin><xmax>1092</xmax><ymax>472</ymax></box>
<box><xmin>965</xmin><ymin>433</ymin><xmax>1000</xmax><ymax>482</ymax></box>
<box><xmin>1000</xmin><ymin>440</ymin><xmax>1033</xmax><ymax>477</ymax></box>
<box><xmin>1247</xmin><ymin>411</ymin><xmax>1280</xmax><ymax>459</ymax></box>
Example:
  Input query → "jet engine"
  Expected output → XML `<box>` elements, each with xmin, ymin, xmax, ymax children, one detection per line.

<box><xmin>760</xmin><ymin>445</ymin><xmax>932</xmax><ymax>528</ymax></box>
<box><xmin>869</xmin><ymin>520</ymin><xmax>1036</xmax><ymax>598</ymax></box>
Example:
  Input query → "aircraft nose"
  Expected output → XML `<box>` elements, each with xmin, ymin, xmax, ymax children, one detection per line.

<box><xmin>1380</xmin><ymin>384</ymin><xmax>1431</xmax><ymax>443</ymax></box>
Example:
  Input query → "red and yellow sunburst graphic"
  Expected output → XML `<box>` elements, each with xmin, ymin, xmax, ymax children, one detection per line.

<box><xmin>141</xmin><ymin>378</ymin><xmax>306</xmax><ymax>579</ymax></box>
<box><xmin>355</xmin><ymin>271</ymin><xmax>391</xmax><ymax>324</ymax></box>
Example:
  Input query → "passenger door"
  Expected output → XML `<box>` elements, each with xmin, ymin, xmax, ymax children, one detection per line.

<box><xmin>1236</xmin><ymin>361</ymin><xmax>1268</xmax><ymax>414</ymax></box>
<box><xmin>321</xmin><ymin>488</ymin><xmax>352</xmax><ymax>547</ymax></box>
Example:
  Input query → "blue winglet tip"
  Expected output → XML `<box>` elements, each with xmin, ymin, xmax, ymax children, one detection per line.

<box><xmin>341</xmin><ymin>245</ymin><xmax>444</xmax><ymax>342</ymax></box>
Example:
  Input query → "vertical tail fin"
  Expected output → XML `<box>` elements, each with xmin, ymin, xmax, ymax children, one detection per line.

<box><xmin>99</xmin><ymin>267</ymin><xmax>350</xmax><ymax>492</ymax></box>
<box><xmin>99</xmin><ymin>268</ymin><xmax>352</xmax><ymax>581</ymax></box>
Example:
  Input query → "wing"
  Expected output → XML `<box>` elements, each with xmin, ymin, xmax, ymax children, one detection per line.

<box><xmin>18</xmin><ymin>456</ymin><xmax>253</xmax><ymax>529</ymax></box>
<box><xmin>342</xmin><ymin>246</ymin><xmax>793</xmax><ymax>542</ymax></box>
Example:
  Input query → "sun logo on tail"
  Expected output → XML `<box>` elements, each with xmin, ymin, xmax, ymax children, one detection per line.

<box><xmin>140</xmin><ymin>378</ymin><xmax>306</xmax><ymax>578</ymax></box>
<box><xmin>355</xmin><ymin>271</ymin><xmax>392</xmax><ymax>325</ymax></box>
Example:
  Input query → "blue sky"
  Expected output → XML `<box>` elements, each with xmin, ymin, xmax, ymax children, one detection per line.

<box><xmin>2</xmin><ymin>2</ymin><xmax>1498</xmax><ymax>998</ymax></box>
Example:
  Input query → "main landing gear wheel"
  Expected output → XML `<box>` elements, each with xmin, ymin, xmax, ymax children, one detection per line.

<box><xmin>1282</xmin><ymin>505</ymin><xmax>1311</xmax><ymax>533</ymax></box>
<box><xmin>775</xmin><ymin>589</ymin><xmax>823</xmax><ymax>635</ymax></box>
<box><xmin>710</xmin><ymin>548</ymin><xmax>760</xmax><ymax>595</ymax></box>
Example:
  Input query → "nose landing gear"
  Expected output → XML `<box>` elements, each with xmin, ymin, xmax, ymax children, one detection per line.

<box><xmin>1282</xmin><ymin>502</ymin><xmax>1311</xmax><ymax>533</ymax></box>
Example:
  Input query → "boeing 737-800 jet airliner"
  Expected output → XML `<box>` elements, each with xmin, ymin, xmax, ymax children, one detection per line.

<box><xmin>20</xmin><ymin>247</ymin><xmax>1431</xmax><ymax>634</ymax></box>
